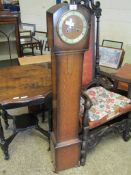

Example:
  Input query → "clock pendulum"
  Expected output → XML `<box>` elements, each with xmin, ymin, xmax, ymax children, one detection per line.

<box><xmin>47</xmin><ymin>1</ymin><xmax>91</xmax><ymax>172</ymax></box>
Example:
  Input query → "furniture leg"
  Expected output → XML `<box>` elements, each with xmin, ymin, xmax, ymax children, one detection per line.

<box><xmin>35</xmin><ymin>124</ymin><xmax>50</xmax><ymax>138</ymax></box>
<box><xmin>48</xmin><ymin>109</ymin><xmax>52</xmax><ymax>132</ymax></box>
<box><xmin>21</xmin><ymin>46</ymin><xmax>24</xmax><ymax>57</ymax></box>
<box><xmin>128</xmin><ymin>83</ymin><xmax>131</xmax><ymax>98</ymax></box>
<box><xmin>80</xmin><ymin>126</ymin><xmax>89</xmax><ymax>166</ymax></box>
<box><xmin>32</xmin><ymin>44</ymin><xmax>34</xmax><ymax>55</ymax></box>
<box><xmin>1</xmin><ymin>110</ymin><xmax>9</xmax><ymax>129</ymax></box>
<box><xmin>41</xmin><ymin>112</ymin><xmax>46</xmax><ymax>123</ymax></box>
<box><xmin>0</xmin><ymin>118</ymin><xmax>9</xmax><ymax>160</ymax></box>
<box><xmin>1</xmin><ymin>132</ymin><xmax>18</xmax><ymax>160</ymax></box>
<box><xmin>7</xmin><ymin>37</ymin><xmax>12</xmax><ymax>65</ymax></box>
<box><xmin>122</xmin><ymin>118</ymin><xmax>130</xmax><ymax>141</ymax></box>
<box><xmin>40</xmin><ymin>42</ymin><xmax>43</xmax><ymax>55</ymax></box>
<box><xmin>0</xmin><ymin>118</ymin><xmax>5</xmax><ymax>142</ymax></box>
<box><xmin>127</xmin><ymin>83</ymin><xmax>131</xmax><ymax>134</ymax></box>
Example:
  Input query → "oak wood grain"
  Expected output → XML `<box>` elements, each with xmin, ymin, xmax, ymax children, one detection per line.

<box><xmin>0</xmin><ymin>65</ymin><xmax>51</xmax><ymax>105</ymax></box>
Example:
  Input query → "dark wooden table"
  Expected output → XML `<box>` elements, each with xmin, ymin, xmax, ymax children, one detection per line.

<box><xmin>100</xmin><ymin>65</ymin><xmax>128</xmax><ymax>91</ymax></box>
<box><xmin>114</xmin><ymin>63</ymin><xmax>131</xmax><ymax>98</ymax></box>
<box><xmin>0</xmin><ymin>64</ymin><xmax>51</xmax><ymax>160</ymax></box>
<box><xmin>0</xmin><ymin>64</ymin><xmax>51</xmax><ymax>106</ymax></box>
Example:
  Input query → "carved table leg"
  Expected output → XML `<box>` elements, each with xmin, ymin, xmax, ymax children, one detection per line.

<box><xmin>35</xmin><ymin>124</ymin><xmax>50</xmax><ymax>138</ymax></box>
<box><xmin>1</xmin><ymin>110</ymin><xmax>9</xmax><ymax>129</ymax></box>
<box><xmin>0</xmin><ymin>118</ymin><xmax>9</xmax><ymax>160</ymax></box>
<box><xmin>125</xmin><ymin>83</ymin><xmax>131</xmax><ymax>140</ymax></box>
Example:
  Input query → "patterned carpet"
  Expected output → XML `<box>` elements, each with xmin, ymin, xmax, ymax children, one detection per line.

<box><xmin>0</xmin><ymin>111</ymin><xmax>131</xmax><ymax>175</ymax></box>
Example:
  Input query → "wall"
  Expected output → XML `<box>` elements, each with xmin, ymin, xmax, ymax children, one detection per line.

<box><xmin>19</xmin><ymin>0</ymin><xmax>56</xmax><ymax>32</ymax></box>
<box><xmin>19</xmin><ymin>0</ymin><xmax>131</xmax><ymax>63</ymax></box>
<box><xmin>99</xmin><ymin>0</ymin><xmax>131</xmax><ymax>63</ymax></box>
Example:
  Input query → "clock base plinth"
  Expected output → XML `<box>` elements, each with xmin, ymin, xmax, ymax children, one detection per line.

<box><xmin>50</xmin><ymin>132</ymin><xmax>81</xmax><ymax>172</ymax></box>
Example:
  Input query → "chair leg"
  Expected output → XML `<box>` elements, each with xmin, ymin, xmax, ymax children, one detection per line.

<box><xmin>122</xmin><ymin>114</ymin><xmax>131</xmax><ymax>141</ymax></box>
<box><xmin>80</xmin><ymin>126</ymin><xmax>89</xmax><ymax>166</ymax></box>
<box><xmin>123</xmin><ymin>129</ymin><xmax>130</xmax><ymax>141</ymax></box>
<box><xmin>31</xmin><ymin>44</ymin><xmax>34</xmax><ymax>55</ymax></box>
<box><xmin>39</xmin><ymin>42</ymin><xmax>43</xmax><ymax>55</ymax></box>
<box><xmin>81</xmin><ymin>141</ymin><xmax>87</xmax><ymax>166</ymax></box>
<box><xmin>41</xmin><ymin>112</ymin><xmax>46</xmax><ymax>123</ymax></box>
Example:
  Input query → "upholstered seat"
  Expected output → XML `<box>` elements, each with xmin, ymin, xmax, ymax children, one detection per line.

<box><xmin>80</xmin><ymin>87</ymin><xmax>131</xmax><ymax>129</ymax></box>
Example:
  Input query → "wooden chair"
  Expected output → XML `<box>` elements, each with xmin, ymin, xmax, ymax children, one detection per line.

<box><xmin>79</xmin><ymin>1</ymin><xmax>131</xmax><ymax>166</ymax></box>
<box><xmin>20</xmin><ymin>23</ymin><xmax>50</xmax><ymax>56</ymax></box>
<box><xmin>20</xmin><ymin>30</ymin><xmax>43</xmax><ymax>56</ymax></box>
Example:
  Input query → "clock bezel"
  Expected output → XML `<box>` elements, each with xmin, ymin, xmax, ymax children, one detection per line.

<box><xmin>57</xmin><ymin>10</ymin><xmax>89</xmax><ymax>45</ymax></box>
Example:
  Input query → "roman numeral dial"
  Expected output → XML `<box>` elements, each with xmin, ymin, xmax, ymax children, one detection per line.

<box><xmin>57</xmin><ymin>10</ymin><xmax>88</xmax><ymax>45</ymax></box>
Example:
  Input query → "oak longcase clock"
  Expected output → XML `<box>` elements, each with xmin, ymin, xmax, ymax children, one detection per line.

<box><xmin>47</xmin><ymin>2</ymin><xmax>91</xmax><ymax>172</ymax></box>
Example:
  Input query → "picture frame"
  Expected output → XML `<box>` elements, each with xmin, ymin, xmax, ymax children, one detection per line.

<box><xmin>99</xmin><ymin>46</ymin><xmax>124</xmax><ymax>69</ymax></box>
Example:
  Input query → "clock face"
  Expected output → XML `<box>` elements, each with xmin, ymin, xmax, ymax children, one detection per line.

<box><xmin>57</xmin><ymin>10</ymin><xmax>88</xmax><ymax>45</ymax></box>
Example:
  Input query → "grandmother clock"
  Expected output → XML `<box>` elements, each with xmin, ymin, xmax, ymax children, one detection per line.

<box><xmin>47</xmin><ymin>1</ymin><xmax>91</xmax><ymax>171</ymax></box>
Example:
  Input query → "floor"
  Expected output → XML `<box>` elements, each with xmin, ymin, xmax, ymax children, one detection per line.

<box><xmin>0</xmin><ymin>117</ymin><xmax>131</xmax><ymax>175</ymax></box>
<box><xmin>0</xmin><ymin>59</ymin><xmax>19</xmax><ymax>68</ymax></box>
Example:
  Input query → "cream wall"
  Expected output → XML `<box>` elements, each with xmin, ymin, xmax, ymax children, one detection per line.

<box><xmin>19</xmin><ymin>0</ymin><xmax>56</xmax><ymax>32</ymax></box>
<box><xmin>99</xmin><ymin>0</ymin><xmax>131</xmax><ymax>63</ymax></box>
<box><xmin>19</xmin><ymin>0</ymin><xmax>131</xmax><ymax>63</ymax></box>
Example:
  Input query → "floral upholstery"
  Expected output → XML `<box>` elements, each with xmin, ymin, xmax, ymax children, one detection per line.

<box><xmin>80</xmin><ymin>86</ymin><xmax>131</xmax><ymax>128</ymax></box>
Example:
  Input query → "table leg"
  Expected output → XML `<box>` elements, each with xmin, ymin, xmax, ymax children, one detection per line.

<box><xmin>1</xmin><ymin>109</ymin><xmax>9</xmax><ymax>129</ymax></box>
<box><xmin>125</xmin><ymin>83</ymin><xmax>131</xmax><ymax>139</ymax></box>
<box><xmin>128</xmin><ymin>83</ymin><xmax>131</xmax><ymax>98</ymax></box>
<box><xmin>0</xmin><ymin>118</ymin><xmax>5</xmax><ymax>142</ymax></box>
<box><xmin>0</xmin><ymin>118</ymin><xmax>9</xmax><ymax>160</ymax></box>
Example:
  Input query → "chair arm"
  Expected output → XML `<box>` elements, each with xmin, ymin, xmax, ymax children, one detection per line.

<box><xmin>32</xmin><ymin>36</ymin><xmax>40</xmax><ymax>42</ymax></box>
<box><xmin>81</xmin><ymin>91</ymin><xmax>92</xmax><ymax>127</ymax></box>
<box><xmin>81</xmin><ymin>91</ymin><xmax>92</xmax><ymax>110</ymax></box>
<box><xmin>34</xmin><ymin>31</ymin><xmax>47</xmax><ymax>36</ymax></box>
<box><xmin>82</xmin><ymin>79</ymin><xmax>99</xmax><ymax>90</ymax></box>
<box><xmin>83</xmin><ymin>74</ymin><xmax>116</xmax><ymax>91</ymax></box>
<box><xmin>98</xmin><ymin>76</ymin><xmax>115</xmax><ymax>90</ymax></box>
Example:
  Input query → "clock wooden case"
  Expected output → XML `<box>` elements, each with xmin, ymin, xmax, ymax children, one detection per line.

<box><xmin>47</xmin><ymin>3</ymin><xmax>91</xmax><ymax>172</ymax></box>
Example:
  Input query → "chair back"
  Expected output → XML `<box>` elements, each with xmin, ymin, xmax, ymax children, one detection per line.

<box><xmin>82</xmin><ymin>33</ymin><xmax>125</xmax><ymax>88</ymax></box>
<box><xmin>20</xmin><ymin>23</ymin><xmax>36</xmax><ymax>36</ymax></box>
<box><xmin>82</xmin><ymin>19</ymin><xmax>95</xmax><ymax>87</ymax></box>
<box><xmin>20</xmin><ymin>30</ymin><xmax>32</xmax><ymax>39</ymax></box>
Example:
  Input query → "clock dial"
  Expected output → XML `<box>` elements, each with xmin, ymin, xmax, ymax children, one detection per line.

<box><xmin>57</xmin><ymin>10</ymin><xmax>88</xmax><ymax>44</ymax></box>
